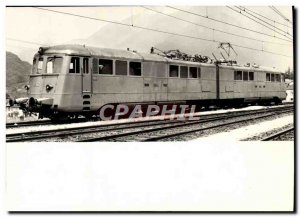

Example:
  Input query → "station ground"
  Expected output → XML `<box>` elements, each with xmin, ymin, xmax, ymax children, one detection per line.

<box><xmin>193</xmin><ymin>114</ymin><xmax>294</xmax><ymax>142</ymax></box>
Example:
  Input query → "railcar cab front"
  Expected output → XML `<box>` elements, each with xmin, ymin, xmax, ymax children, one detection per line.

<box><xmin>26</xmin><ymin>45</ymin><xmax>93</xmax><ymax>116</ymax></box>
<box><xmin>30</xmin><ymin>46</ymin><xmax>93</xmax><ymax>94</ymax></box>
<box><xmin>26</xmin><ymin>48</ymin><xmax>66</xmax><ymax>112</ymax></box>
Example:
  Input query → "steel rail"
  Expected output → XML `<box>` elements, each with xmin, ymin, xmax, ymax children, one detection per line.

<box><xmin>6</xmin><ymin>120</ymin><xmax>53</xmax><ymax>128</ymax></box>
<box><xmin>78</xmin><ymin>108</ymin><xmax>293</xmax><ymax>142</ymax></box>
<box><xmin>6</xmin><ymin>105</ymin><xmax>293</xmax><ymax>142</ymax></box>
<box><xmin>6</xmin><ymin>111</ymin><xmax>266</xmax><ymax>142</ymax></box>
<box><xmin>260</xmin><ymin>127</ymin><xmax>294</xmax><ymax>141</ymax></box>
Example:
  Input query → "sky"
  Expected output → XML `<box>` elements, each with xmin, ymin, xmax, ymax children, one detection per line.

<box><xmin>6</xmin><ymin>6</ymin><xmax>293</xmax><ymax>71</ymax></box>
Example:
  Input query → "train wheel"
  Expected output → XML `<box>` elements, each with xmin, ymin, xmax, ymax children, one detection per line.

<box><xmin>273</xmin><ymin>97</ymin><xmax>281</xmax><ymax>105</ymax></box>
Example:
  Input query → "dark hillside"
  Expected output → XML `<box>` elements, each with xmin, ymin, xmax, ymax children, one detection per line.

<box><xmin>6</xmin><ymin>51</ymin><xmax>31</xmax><ymax>98</ymax></box>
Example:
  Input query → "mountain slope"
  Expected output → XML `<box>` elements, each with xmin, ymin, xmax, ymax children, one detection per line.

<box><xmin>6</xmin><ymin>51</ymin><xmax>31</xmax><ymax>98</ymax></box>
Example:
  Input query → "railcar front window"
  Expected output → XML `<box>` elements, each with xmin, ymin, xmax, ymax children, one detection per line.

<box><xmin>69</xmin><ymin>57</ymin><xmax>80</xmax><ymax>74</ymax></box>
<box><xmin>32</xmin><ymin>58</ymin><xmax>36</xmax><ymax>74</ymax></box>
<box><xmin>275</xmin><ymin>74</ymin><xmax>280</xmax><ymax>82</ymax></box>
<box><xmin>169</xmin><ymin>65</ymin><xmax>179</xmax><ymax>77</ymax></box>
<box><xmin>33</xmin><ymin>57</ymin><xmax>44</xmax><ymax>74</ymax></box>
<box><xmin>99</xmin><ymin>59</ymin><xmax>113</xmax><ymax>75</ymax></box>
<box><xmin>46</xmin><ymin>57</ymin><xmax>63</xmax><ymax>74</ymax></box>
<box><xmin>180</xmin><ymin>66</ymin><xmax>188</xmax><ymax>78</ymax></box>
<box><xmin>129</xmin><ymin>62</ymin><xmax>142</xmax><ymax>76</ymax></box>
<box><xmin>243</xmin><ymin>71</ymin><xmax>248</xmax><ymax>81</ymax></box>
<box><xmin>116</xmin><ymin>60</ymin><xmax>127</xmax><ymax>76</ymax></box>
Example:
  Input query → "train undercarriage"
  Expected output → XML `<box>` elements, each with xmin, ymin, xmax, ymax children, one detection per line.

<box><xmin>9</xmin><ymin>96</ymin><xmax>283</xmax><ymax>122</ymax></box>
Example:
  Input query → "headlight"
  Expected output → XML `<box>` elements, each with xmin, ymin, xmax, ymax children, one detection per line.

<box><xmin>24</xmin><ymin>85</ymin><xmax>30</xmax><ymax>90</ymax></box>
<box><xmin>46</xmin><ymin>84</ymin><xmax>53</xmax><ymax>91</ymax></box>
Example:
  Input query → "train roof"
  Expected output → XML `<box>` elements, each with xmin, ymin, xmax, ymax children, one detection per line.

<box><xmin>41</xmin><ymin>44</ymin><xmax>168</xmax><ymax>61</ymax></box>
<box><xmin>220</xmin><ymin>64</ymin><xmax>283</xmax><ymax>74</ymax></box>
<box><xmin>40</xmin><ymin>44</ymin><xmax>283</xmax><ymax>73</ymax></box>
<box><xmin>40</xmin><ymin>44</ymin><xmax>217</xmax><ymax>65</ymax></box>
<box><xmin>41</xmin><ymin>44</ymin><xmax>91</xmax><ymax>56</ymax></box>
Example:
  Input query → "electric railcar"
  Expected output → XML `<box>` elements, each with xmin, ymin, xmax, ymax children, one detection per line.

<box><xmin>10</xmin><ymin>44</ymin><xmax>286</xmax><ymax>120</ymax></box>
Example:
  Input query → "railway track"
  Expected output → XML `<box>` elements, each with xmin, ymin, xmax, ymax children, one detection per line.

<box><xmin>6</xmin><ymin>117</ymin><xmax>93</xmax><ymax>129</ymax></box>
<box><xmin>80</xmin><ymin>107</ymin><xmax>293</xmax><ymax>142</ymax></box>
<box><xmin>261</xmin><ymin>127</ymin><xmax>294</xmax><ymax>141</ymax></box>
<box><xmin>6</xmin><ymin>105</ymin><xmax>293</xmax><ymax>142</ymax></box>
<box><xmin>6</xmin><ymin>103</ymin><xmax>293</xmax><ymax>129</ymax></box>
<box><xmin>6</xmin><ymin>120</ymin><xmax>53</xmax><ymax>128</ymax></box>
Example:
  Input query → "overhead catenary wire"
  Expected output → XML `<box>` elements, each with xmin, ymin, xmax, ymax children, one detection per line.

<box><xmin>6</xmin><ymin>37</ymin><xmax>48</xmax><ymax>46</ymax></box>
<box><xmin>167</xmin><ymin>6</ymin><xmax>293</xmax><ymax>43</ymax></box>
<box><xmin>226</xmin><ymin>6</ymin><xmax>292</xmax><ymax>40</ymax></box>
<box><xmin>230</xmin><ymin>6</ymin><xmax>292</xmax><ymax>39</ymax></box>
<box><xmin>235</xmin><ymin>6</ymin><xmax>292</xmax><ymax>36</ymax></box>
<box><xmin>142</xmin><ymin>6</ymin><xmax>292</xmax><ymax>46</ymax></box>
<box><xmin>25</xmin><ymin>7</ymin><xmax>293</xmax><ymax>58</ymax></box>
<box><xmin>6</xmin><ymin>44</ymin><xmax>38</xmax><ymax>50</ymax></box>
<box><xmin>269</xmin><ymin>6</ymin><xmax>292</xmax><ymax>24</ymax></box>
<box><xmin>240</xmin><ymin>6</ymin><xmax>292</xmax><ymax>29</ymax></box>
<box><xmin>7</xmin><ymin>36</ymin><xmax>292</xmax><ymax>60</ymax></box>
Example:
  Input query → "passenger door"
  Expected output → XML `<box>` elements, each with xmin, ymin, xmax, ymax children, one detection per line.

<box><xmin>82</xmin><ymin>57</ymin><xmax>92</xmax><ymax>93</ymax></box>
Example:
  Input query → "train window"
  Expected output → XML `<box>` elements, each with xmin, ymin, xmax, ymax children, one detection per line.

<box><xmin>46</xmin><ymin>61</ymin><xmax>53</xmax><ymax>74</ymax></box>
<box><xmin>281</xmin><ymin>74</ymin><xmax>285</xmax><ymax>82</ymax></box>
<box><xmin>189</xmin><ymin>67</ymin><xmax>198</xmax><ymax>78</ymax></box>
<box><xmin>37</xmin><ymin>57</ymin><xmax>44</xmax><ymax>74</ymax></box>
<box><xmin>83</xmin><ymin>58</ymin><xmax>89</xmax><ymax>74</ymax></box>
<box><xmin>234</xmin><ymin>71</ymin><xmax>242</xmax><ymax>80</ymax></box>
<box><xmin>266</xmin><ymin>73</ymin><xmax>270</xmax><ymax>81</ymax></box>
<box><xmin>249</xmin><ymin>71</ymin><xmax>254</xmax><ymax>81</ymax></box>
<box><xmin>180</xmin><ymin>66</ymin><xmax>188</xmax><ymax>78</ymax></box>
<box><xmin>198</xmin><ymin>67</ymin><xmax>201</xmax><ymax>78</ymax></box>
<box><xmin>271</xmin><ymin>73</ymin><xmax>275</xmax><ymax>82</ymax></box>
<box><xmin>129</xmin><ymin>62</ymin><xmax>142</xmax><ymax>76</ymax></box>
<box><xmin>99</xmin><ymin>59</ymin><xmax>113</xmax><ymax>75</ymax></box>
<box><xmin>243</xmin><ymin>71</ymin><xmax>248</xmax><ymax>81</ymax></box>
<box><xmin>46</xmin><ymin>57</ymin><xmax>62</xmax><ymax>74</ymax></box>
<box><xmin>169</xmin><ymin>65</ymin><xmax>179</xmax><ymax>77</ymax></box>
<box><xmin>275</xmin><ymin>74</ymin><xmax>280</xmax><ymax>82</ymax></box>
<box><xmin>69</xmin><ymin>57</ymin><xmax>80</xmax><ymax>74</ymax></box>
<box><xmin>115</xmin><ymin>60</ymin><xmax>127</xmax><ymax>76</ymax></box>
<box><xmin>32</xmin><ymin>58</ymin><xmax>36</xmax><ymax>74</ymax></box>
